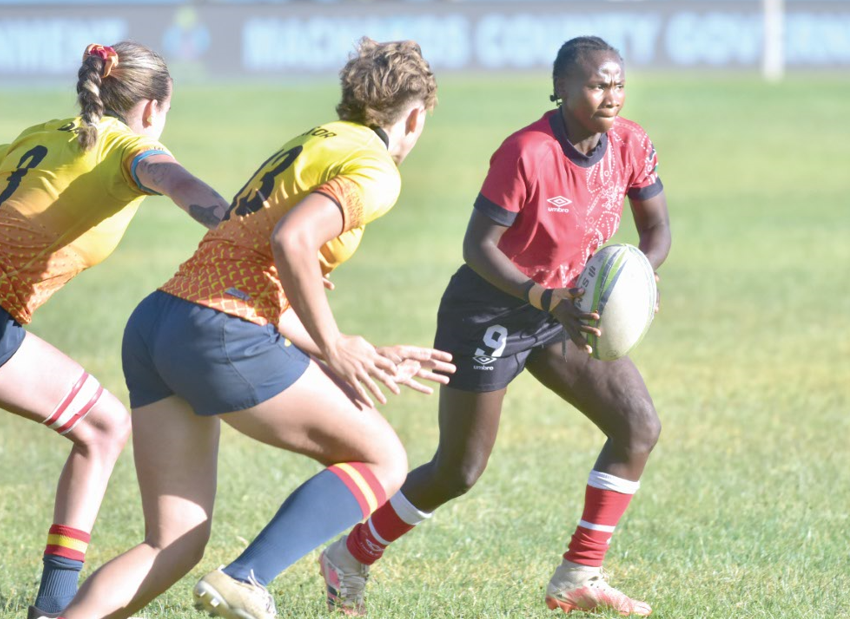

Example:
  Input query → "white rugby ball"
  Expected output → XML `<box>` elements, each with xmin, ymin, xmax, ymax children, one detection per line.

<box><xmin>574</xmin><ymin>244</ymin><xmax>657</xmax><ymax>361</ymax></box>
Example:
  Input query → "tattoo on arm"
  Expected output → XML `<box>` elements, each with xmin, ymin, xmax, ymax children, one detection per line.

<box><xmin>189</xmin><ymin>203</ymin><xmax>225</xmax><ymax>229</ymax></box>
<box><xmin>140</xmin><ymin>159</ymin><xmax>228</xmax><ymax>228</ymax></box>
<box><xmin>189</xmin><ymin>187</ymin><xmax>228</xmax><ymax>228</ymax></box>
<box><xmin>140</xmin><ymin>159</ymin><xmax>170</xmax><ymax>189</ymax></box>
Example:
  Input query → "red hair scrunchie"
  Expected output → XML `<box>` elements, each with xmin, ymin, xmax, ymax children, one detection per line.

<box><xmin>83</xmin><ymin>44</ymin><xmax>119</xmax><ymax>78</ymax></box>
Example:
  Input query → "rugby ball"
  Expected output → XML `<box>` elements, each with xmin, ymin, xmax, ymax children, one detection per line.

<box><xmin>574</xmin><ymin>244</ymin><xmax>657</xmax><ymax>361</ymax></box>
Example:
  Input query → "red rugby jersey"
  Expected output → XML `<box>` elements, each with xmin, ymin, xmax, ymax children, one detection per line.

<box><xmin>474</xmin><ymin>110</ymin><xmax>662</xmax><ymax>289</ymax></box>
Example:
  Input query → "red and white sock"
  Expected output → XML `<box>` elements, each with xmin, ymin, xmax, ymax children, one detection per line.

<box><xmin>346</xmin><ymin>491</ymin><xmax>431</xmax><ymax>565</ymax></box>
<box><xmin>563</xmin><ymin>470</ymin><xmax>640</xmax><ymax>567</ymax></box>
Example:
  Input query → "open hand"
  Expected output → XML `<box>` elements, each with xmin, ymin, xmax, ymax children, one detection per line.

<box><xmin>326</xmin><ymin>334</ymin><xmax>400</xmax><ymax>407</ymax></box>
<box><xmin>377</xmin><ymin>345</ymin><xmax>456</xmax><ymax>395</ymax></box>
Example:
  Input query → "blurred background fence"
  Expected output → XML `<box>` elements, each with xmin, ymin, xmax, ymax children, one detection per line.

<box><xmin>1</xmin><ymin>0</ymin><xmax>849</xmax><ymax>85</ymax></box>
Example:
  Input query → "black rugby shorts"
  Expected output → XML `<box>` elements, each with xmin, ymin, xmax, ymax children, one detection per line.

<box><xmin>434</xmin><ymin>265</ymin><xmax>565</xmax><ymax>392</ymax></box>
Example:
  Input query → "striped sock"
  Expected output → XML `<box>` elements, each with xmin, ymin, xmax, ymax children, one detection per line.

<box><xmin>223</xmin><ymin>463</ymin><xmax>386</xmax><ymax>586</ymax></box>
<box><xmin>34</xmin><ymin>525</ymin><xmax>90</xmax><ymax>613</ymax></box>
<box><xmin>346</xmin><ymin>491</ymin><xmax>431</xmax><ymax>565</ymax></box>
<box><xmin>563</xmin><ymin>470</ymin><xmax>639</xmax><ymax>567</ymax></box>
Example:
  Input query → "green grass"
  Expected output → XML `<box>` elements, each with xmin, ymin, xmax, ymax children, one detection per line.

<box><xmin>1</xmin><ymin>72</ymin><xmax>849</xmax><ymax>618</ymax></box>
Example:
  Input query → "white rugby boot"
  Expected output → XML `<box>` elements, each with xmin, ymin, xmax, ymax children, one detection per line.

<box><xmin>193</xmin><ymin>568</ymin><xmax>276</xmax><ymax>619</ymax></box>
<box><xmin>545</xmin><ymin>559</ymin><xmax>652</xmax><ymax>616</ymax></box>
<box><xmin>318</xmin><ymin>536</ymin><xmax>369</xmax><ymax>616</ymax></box>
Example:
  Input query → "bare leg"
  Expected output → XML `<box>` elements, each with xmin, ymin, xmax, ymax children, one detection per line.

<box><xmin>203</xmin><ymin>359</ymin><xmax>413</xmax><ymax>588</ymax></box>
<box><xmin>528</xmin><ymin>340</ymin><xmax>657</xmax><ymax>617</ymax></box>
<box><xmin>401</xmin><ymin>385</ymin><xmax>506</xmax><ymax>512</ymax></box>
<box><xmin>328</xmin><ymin>385</ymin><xmax>505</xmax><ymax>595</ymax></box>
<box><xmin>224</xmin><ymin>360</ymin><xmax>408</xmax><ymax>494</ymax></box>
<box><xmin>0</xmin><ymin>332</ymin><xmax>131</xmax><ymax>530</ymax></box>
<box><xmin>0</xmin><ymin>332</ymin><xmax>131</xmax><ymax>611</ymax></box>
<box><xmin>66</xmin><ymin>359</ymin><xmax>409</xmax><ymax>618</ymax></box>
<box><xmin>62</xmin><ymin>396</ymin><xmax>220</xmax><ymax>619</ymax></box>
<box><xmin>525</xmin><ymin>341</ymin><xmax>661</xmax><ymax>481</ymax></box>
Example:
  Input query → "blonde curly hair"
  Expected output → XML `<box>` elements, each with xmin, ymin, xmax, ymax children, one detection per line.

<box><xmin>336</xmin><ymin>37</ymin><xmax>437</xmax><ymax>128</ymax></box>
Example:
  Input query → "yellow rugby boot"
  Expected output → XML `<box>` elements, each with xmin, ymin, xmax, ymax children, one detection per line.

<box><xmin>545</xmin><ymin>560</ymin><xmax>651</xmax><ymax>616</ymax></box>
<box><xmin>193</xmin><ymin>568</ymin><xmax>276</xmax><ymax>619</ymax></box>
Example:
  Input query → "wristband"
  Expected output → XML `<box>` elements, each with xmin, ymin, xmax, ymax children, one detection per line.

<box><xmin>520</xmin><ymin>279</ymin><xmax>536</xmax><ymax>302</ymax></box>
<box><xmin>541</xmin><ymin>288</ymin><xmax>554</xmax><ymax>312</ymax></box>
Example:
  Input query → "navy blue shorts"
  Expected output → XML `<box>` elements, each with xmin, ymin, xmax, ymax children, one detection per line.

<box><xmin>434</xmin><ymin>265</ymin><xmax>565</xmax><ymax>393</ymax></box>
<box><xmin>0</xmin><ymin>305</ymin><xmax>25</xmax><ymax>368</ymax></box>
<box><xmin>122</xmin><ymin>291</ymin><xmax>310</xmax><ymax>416</ymax></box>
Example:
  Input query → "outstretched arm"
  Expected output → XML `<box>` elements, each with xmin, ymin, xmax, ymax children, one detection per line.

<box><xmin>278</xmin><ymin>306</ymin><xmax>455</xmax><ymax>396</ymax></box>
<box><xmin>272</xmin><ymin>192</ymin><xmax>400</xmax><ymax>407</ymax></box>
<box><xmin>134</xmin><ymin>154</ymin><xmax>229</xmax><ymax>229</ymax></box>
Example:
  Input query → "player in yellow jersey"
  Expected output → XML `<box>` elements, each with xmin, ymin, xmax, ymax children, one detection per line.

<box><xmin>0</xmin><ymin>42</ymin><xmax>228</xmax><ymax>619</ymax></box>
<box><xmin>59</xmin><ymin>38</ymin><xmax>453</xmax><ymax>619</ymax></box>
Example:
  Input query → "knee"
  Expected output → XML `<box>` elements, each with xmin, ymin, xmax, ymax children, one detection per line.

<box><xmin>432</xmin><ymin>454</ymin><xmax>488</xmax><ymax>500</ymax></box>
<box><xmin>147</xmin><ymin>520</ymin><xmax>212</xmax><ymax>573</ymax></box>
<box><xmin>180</xmin><ymin>528</ymin><xmax>211</xmax><ymax>570</ymax></box>
<box><xmin>620</xmin><ymin>398</ymin><xmax>661</xmax><ymax>455</ymax></box>
<box><xmin>368</xmin><ymin>437</ymin><xmax>409</xmax><ymax>499</ymax></box>
<box><xmin>69</xmin><ymin>391</ymin><xmax>131</xmax><ymax>459</ymax></box>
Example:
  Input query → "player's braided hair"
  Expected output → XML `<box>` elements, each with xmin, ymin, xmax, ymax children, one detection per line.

<box><xmin>336</xmin><ymin>37</ymin><xmax>438</xmax><ymax>128</ymax></box>
<box><xmin>550</xmin><ymin>36</ymin><xmax>622</xmax><ymax>104</ymax></box>
<box><xmin>76</xmin><ymin>41</ymin><xmax>171</xmax><ymax>151</ymax></box>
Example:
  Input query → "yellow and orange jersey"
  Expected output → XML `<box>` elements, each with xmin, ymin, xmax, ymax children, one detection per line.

<box><xmin>161</xmin><ymin>121</ymin><xmax>401</xmax><ymax>326</ymax></box>
<box><xmin>0</xmin><ymin>116</ymin><xmax>170</xmax><ymax>324</ymax></box>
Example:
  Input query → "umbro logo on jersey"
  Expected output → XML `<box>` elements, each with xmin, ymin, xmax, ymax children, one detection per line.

<box><xmin>547</xmin><ymin>196</ymin><xmax>572</xmax><ymax>212</ymax></box>
<box><xmin>473</xmin><ymin>355</ymin><xmax>496</xmax><ymax>371</ymax></box>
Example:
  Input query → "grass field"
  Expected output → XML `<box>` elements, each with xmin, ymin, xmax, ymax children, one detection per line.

<box><xmin>0</xmin><ymin>72</ymin><xmax>848</xmax><ymax>618</ymax></box>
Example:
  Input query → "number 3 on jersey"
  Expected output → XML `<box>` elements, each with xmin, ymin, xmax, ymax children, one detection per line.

<box><xmin>0</xmin><ymin>146</ymin><xmax>48</xmax><ymax>207</ymax></box>
<box><xmin>224</xmin><ymin>145</ymin><xmax>303</xmax><ymax>220</ymax></box>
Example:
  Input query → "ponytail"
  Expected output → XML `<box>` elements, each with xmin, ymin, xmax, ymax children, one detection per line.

<box><xmin>74</xmin><ymin>42</ymin><xmax>170</xmax><ymax>151</ymax></box>
<box><xmin>76</xmin><ymin>55</ymin><xmax>106</xmax><ymax>151</ymax></box>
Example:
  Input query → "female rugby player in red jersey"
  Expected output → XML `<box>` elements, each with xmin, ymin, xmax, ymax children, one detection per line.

<box><xmin>0</xmin><ymin>43</ymin><xmax>228</xmax><ymax>619</ymax></box>
<box><xmin>59</xmin><ymin>38</ymin><xmax>454</xmax><ymax>619</ymax></box>
<box><xmin>322</xmin><ymin>36</ymin><xmax>672</xmax><ymax>616</ymax></box>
